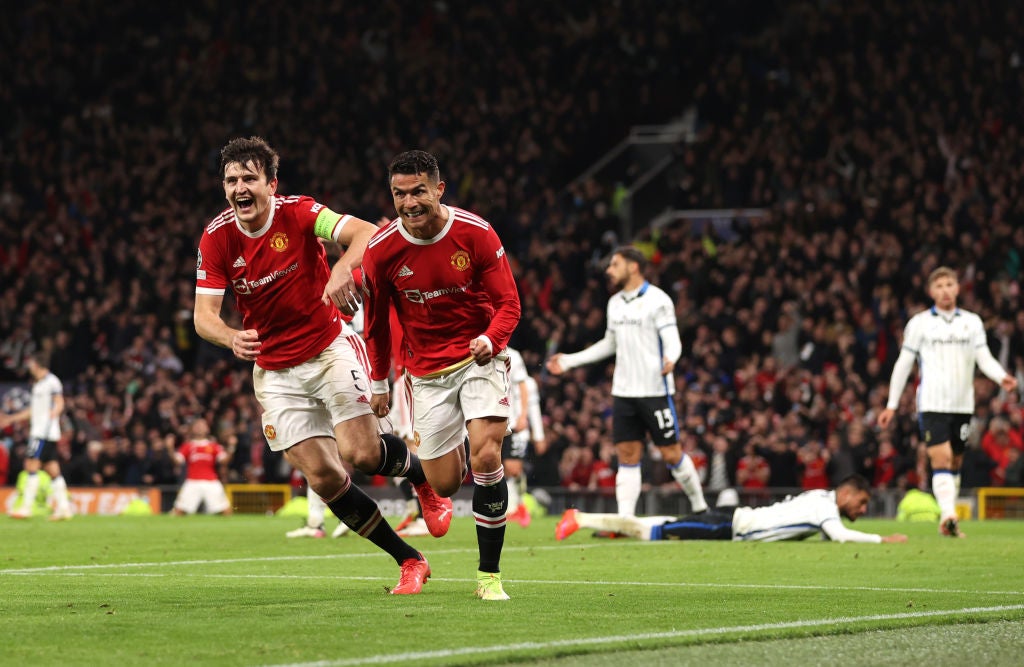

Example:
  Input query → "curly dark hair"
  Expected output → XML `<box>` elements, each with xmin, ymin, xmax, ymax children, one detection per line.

<box><xmin>220</xmin><ymin>136</ymin><xmax>280</xmax><ymax>181</ymax></box>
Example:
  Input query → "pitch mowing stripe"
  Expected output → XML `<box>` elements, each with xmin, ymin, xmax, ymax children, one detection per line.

<box><xmin>4</xmin><ymin>563</ymin><xmax>1023</xmax><ymax>598</ymax></box>
<box><xmin>258</xmin><ymin>604</ymin><xmax>1024</xmax><ymax>667</ymax></box>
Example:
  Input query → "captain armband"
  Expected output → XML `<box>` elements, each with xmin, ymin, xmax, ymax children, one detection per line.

<box><xmin>313</xmin><ymin>208</ymin><xmax>351</xmax><ymax>242</ymax></box>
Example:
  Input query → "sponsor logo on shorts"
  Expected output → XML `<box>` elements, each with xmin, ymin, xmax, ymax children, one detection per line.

<box><xmin>498</xmin><ymin>397</ymin><xmax>510</xmax><ymax>407</ymax></box>
<box><xmin>413</xmin><ymin>432</ymin><xmax>421</xmax><ymax>448</ymax></box>
<box><xmin>264</xmin><ymin>425</ymin><xmax>277</xmax><ymax>440</ymax></box>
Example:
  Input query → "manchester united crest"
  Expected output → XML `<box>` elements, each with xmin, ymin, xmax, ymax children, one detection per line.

<box><xmin>270</xmin><ymin>232</ymin><xmax>289</xmax><ymax>252</ymax></box>
<box><xmin>450</xmin><ymin>250</ymin><xmax>471</xmax><ymax>271</ymax></box>
<box><xmin>264</xmin><ymin>424</ymin><xmax>277</xmax><ymax>440</ymax></box>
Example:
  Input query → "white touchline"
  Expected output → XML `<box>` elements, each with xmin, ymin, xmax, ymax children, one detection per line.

<box><xmin>0</xmin><ymin>543</ymin><xmax>615</xmax><ymax>575</ymax></box>
<box><xmin>258</xmin><ymin>604</ymin><xmax>1024</xmax><ymax>667</ymax></box>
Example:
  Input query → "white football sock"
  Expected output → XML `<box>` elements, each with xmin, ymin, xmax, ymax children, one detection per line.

<box><xmin>670</xmin><ymin>455</ymin><xmax>708</xmax><ymax>513</ymax></box>
<box><xmin>932</xmin><ymin>470</ymin><xmax>957</xmax><ymax>519</ymax></box>
<box><xmin>505</xmin><ymin>474</ymin><xmax>521</xmax><ymax>513</ymax></box>
<box><xmin>50</xmin><ymin>475</ymin><xmax>71</xmax><ymax>513</ymax></box>
<box><xmin>576</xmin><ymin>511</ymin><xmax>664</xmax><ymax>540</ymax></box>
<box><xmin>616</xmin><ymin>464</ymin><xmax>642</xmax><ymax>517</ymax></box>
<box><xmin>307</xmin><ymin>492</ymin><xmax>326</xmax><ymax>528</ymax></box>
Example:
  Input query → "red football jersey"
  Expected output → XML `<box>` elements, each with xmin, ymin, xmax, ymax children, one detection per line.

<box><xmin>362</xmin><ymin>206</ymin><xmax>521</xmax><ymax>379</ymax></box>
<box><xmin>178</xmin><ymin>439</ymin><xmax>226</xmax><ymax>481</ymax></box>
<box><xmin>196</xmin><ymin>195</ymin><xmax>351</xmax><ymax>370</ymax></box>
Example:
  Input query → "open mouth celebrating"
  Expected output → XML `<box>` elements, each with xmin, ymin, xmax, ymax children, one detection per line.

<box><xmin>235</xmin><ymin>196</ymin><xmax>255</xmax><ymax>214</ymax></box>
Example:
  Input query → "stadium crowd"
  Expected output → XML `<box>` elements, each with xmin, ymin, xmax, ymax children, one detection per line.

<box><xmin>2</xmin><ymin>1</ymin><xmax>1024</xmax><ymax>500</ymax></box>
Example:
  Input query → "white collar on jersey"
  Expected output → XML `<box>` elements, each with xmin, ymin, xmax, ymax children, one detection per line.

<box><xmin>621</xmin><ymin>281</ymin><xmax>650</xmax><ymax>303</ymax></box>
<box><xmin>930</xmin><ymin>305</ymin><xmax>960</xmax><ymax>321</ymax></box>
<box><xmin>397</xmin><ymin>205</ymin><xmax>454</xmax><ymax>245</ymax></box>
<box><xmin>234</xmin><ymin>196</ymin><xmax>277</xmax><ymax>238</ymax></box>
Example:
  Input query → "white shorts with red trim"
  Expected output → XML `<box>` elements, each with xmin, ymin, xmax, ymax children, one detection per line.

<box><xmin>254</xmin><ymin>330</ymin><xmax>374</xmax><ymax>452</ymax></box>
<box><xmin>410</xmin><ymin>355</ymin><xmax>510</xmax><ymax>460</ymax></box>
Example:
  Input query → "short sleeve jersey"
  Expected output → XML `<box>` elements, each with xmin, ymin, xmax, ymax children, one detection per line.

<box><xmin>196</xmin><ymin>195</ymin><xmax>352</xmax><ymax>370</ymax></box>
<box><xmin>178</xmin><ymin>439</ymin><xmax>226</xmax><ymax>481</ymax></box>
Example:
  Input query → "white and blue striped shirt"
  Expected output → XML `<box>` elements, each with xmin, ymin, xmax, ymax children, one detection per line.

<box><xmin>559</xmin><ymin>281</ymin><xmax>682</xmax><ymax>397</ymax></box>
<box><xmin>886</xmin><ymin>307</ymin><xmax>1008</xmax><ymax>414</ymax></box>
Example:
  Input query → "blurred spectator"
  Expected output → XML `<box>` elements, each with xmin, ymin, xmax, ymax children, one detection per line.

<box><xmin>1005</xmin><ymin>449</ymin><xmax>1024</xmax><ymax>487</ymax></box>
<box><xmin>560</xmin><ymin>446</ymin><xmax>595</xmax><ymax>491</ymax></box>
<box><xmin>589</xmin><ymin>440</ymin><xmax>618</xmax><ymax>493</ymax></box>
<box><xmin>736</xmin><ymin>443</ymin><xmax>770</xmax><ymax>490</ymax></box>
<box><xmin>64</xmin><ymin>440</ymin><xmax>103</xmax><ymax>487</ymax></box>
<box><xmin>97</xmin><ymin>438</ymin><xmax>126</xmax><ymax>486</ymax></box>
<box><xmin>798</xmin><ymin>440</ymin><xmax>829</xmax><ymax>490</ymax></box>
<box><xmin>980</xmin><ymin>416</ymin><xmax>1024</xmax><ymax>486</ymax></box>
<box><xmin>960</xmin><ymin>442</ymin><xmax>998</xmax><ymax>491</ymax></box>
<box><xmin>705</xmin><ymin>435</ymin><xmax>737</xmax><ymax>493</ymax></box>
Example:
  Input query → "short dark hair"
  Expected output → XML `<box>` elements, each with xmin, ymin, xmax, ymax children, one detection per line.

<box><xmin>388</xmin><ymin>150</ymin><xmax>440</xmax><ymax>184</ymax></box>
<box><xmin>220</xmin><ymin>136</ymin><xmax>279</xmax><ymax>181</ymax></box>
<box><xmin>28</xmin><ymin>350</ymin><xmax>49</xmax><ymax>369</ymax></box>
<box><xmin>612</xmin><ymin>245</ymin><xmax>647</xmax><ymax>271</ymax></box>
<box><xmin>837</xmin><ymin>473</ymin><xmax>871</xmax><ymax>494</ymax></box>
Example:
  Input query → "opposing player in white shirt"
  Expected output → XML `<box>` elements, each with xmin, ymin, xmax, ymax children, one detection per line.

<box><xmin>502</xmin><ymin>346</ymin><xmax>547</xmax><ymax>527</ymax></box>
<box><xmin>556</xmin><ymin>474</ymin><xmax>907</xmax><ymax>544</ymax></box>
<box><xmin>877</xmin><ymin>266</ymin><xmax>1017</xmax><ymax>538</ymax></box>
<box><xmin>546</xmin><ymin>246</ymin><xmax>707</xmax><ymax>517</ymax></box>
<box><xmin>1</xmin><ymin>352</ymin><xmax>73</xmax><ymax>520</ymax></box>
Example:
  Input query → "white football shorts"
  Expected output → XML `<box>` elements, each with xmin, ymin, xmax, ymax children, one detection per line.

<box><xmin>254</xmin><ymin>331</ymin><xmax>374</xmax><ymax>452</ymax></box>
<box><xmin>410</xmin><ymin>355</ymin><xmax>510</xmax><ymax>460</ymax></box>
<box><xmin>174</xmin><ymin>479</ymin><xmax>231</xmax><ymax>514</ymax></box>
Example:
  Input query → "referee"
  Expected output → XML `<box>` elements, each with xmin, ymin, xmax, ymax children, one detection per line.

<box><xmin>877</xmin><ymin>266</ymin><xmax>1017</xmax><ymax>537</ymax></box>
<box><xmin>547</xmin><ymin>246</ymin><xmax>707</xmax><ymax>517</ymax></box>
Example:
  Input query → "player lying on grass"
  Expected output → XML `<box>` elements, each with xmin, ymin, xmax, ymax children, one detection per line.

<box><xmin>556</xmin><ymin>474</ymin><xmax>908</xmax><ymax>544</ymax></box>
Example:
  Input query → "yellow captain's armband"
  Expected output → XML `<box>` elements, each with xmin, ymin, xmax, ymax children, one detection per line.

<box><xmin>313</xmin><ymin>208</ymin><xmax>345</xmax><ymax>241</ymax></box>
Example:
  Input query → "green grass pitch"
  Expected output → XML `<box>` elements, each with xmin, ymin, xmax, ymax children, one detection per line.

<box><xmin>1</xmin><ymin>513</ymin><xmax>1022</xmax><ymax>666</ymax></box>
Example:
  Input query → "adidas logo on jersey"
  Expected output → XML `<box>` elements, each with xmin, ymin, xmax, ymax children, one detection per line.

<box><xmin>397</xmin><ymin>265</ymin><xmax>414</xmax><ymax>278</ymax></box>
<box><xmin>233</xmin><ymin>256</ymin><xmax>246</xmax><ymax>268</ymax></box>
